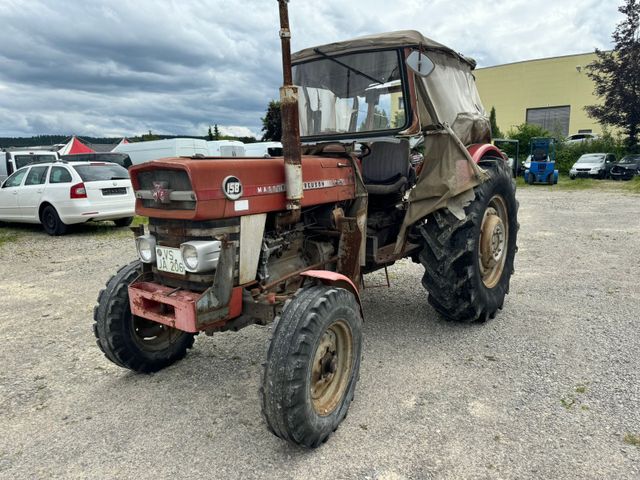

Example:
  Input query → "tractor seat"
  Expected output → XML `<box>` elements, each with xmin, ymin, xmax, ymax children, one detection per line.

<box><xmin>533</xmin><ymin>148</ymin><xmax>548</xmax><ymax>162</ymax></box>
<box><xmin>362</xmin><ymin>140</ymin><xmax>410</xmax><ymax>195</ymax></box>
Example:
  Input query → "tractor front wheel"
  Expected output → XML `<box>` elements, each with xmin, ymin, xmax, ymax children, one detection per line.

<box><xmin>93</xmin><ymin>260</ymin><xmax>195</xmax><ymax>372</ymax></box>
<box><xmin>419</xmin><ymin>159</ymin><xmax>519</xmax><ymax>322</ymax></box>
<box><xmin>260</xmin><ymin>285</ymin><xmax>362</xmax><ymax>448</ymax></box>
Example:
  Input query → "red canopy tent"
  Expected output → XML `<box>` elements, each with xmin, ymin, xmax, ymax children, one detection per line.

<box><xmin>58</xmin><ymin>136</ymin><xmax>95</xmax><ymax>155</ymax></box>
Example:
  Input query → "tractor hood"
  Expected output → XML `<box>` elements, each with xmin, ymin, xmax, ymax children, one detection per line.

<box><xmin>129</xmin><ymin>156</ymin><xmax>356</xmax><ymax>221</ymax></box>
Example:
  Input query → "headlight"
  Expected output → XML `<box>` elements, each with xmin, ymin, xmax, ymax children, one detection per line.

<box><xmin>591</xmin><ymin>167</ymin><xmax>601</xmax><ymax>172</ymax></box>
<box><xmin>180</xmin><ymin>240</ymin><xmax>221</xmax><ymax>273</ymax></box>
<box><xmin>135</xmin><ymin>235</ymin><xmax>156</xmax><ymax>263</ymax></box>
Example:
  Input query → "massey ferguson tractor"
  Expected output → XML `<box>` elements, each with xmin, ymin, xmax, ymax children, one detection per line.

<box><xmin>94</xmin><ymin>1</ymin><xmax>518</xmax><ymax>448</ymax></box>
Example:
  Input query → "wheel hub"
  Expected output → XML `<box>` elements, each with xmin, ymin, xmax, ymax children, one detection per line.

<box><xmin>478</xmin><ymin>196</ymin><xmax>510</xmax><ymax>289</ymax></box>
<box><xmin>480</xmin><ymin>211</ymin><xmax>505</xmax><ymax>269</ymax></box>
<box><xmin>310</xmin><ymin>321</ymin><xmax>353</xmax><ymax>416</ymax></box>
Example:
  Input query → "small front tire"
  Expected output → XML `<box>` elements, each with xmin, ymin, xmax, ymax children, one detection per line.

<box><xmin>93</xmin><ymin>260</ymin><xmax>195</xmax><ymax>373</ymax></box>
<box><xmin>260</xmin><ymin>285</ymin><xmax>363</xmax><ymax>448</ymax></box>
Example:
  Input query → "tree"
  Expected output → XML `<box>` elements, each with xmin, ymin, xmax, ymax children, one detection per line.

<box><xmin>506</xmin><ymin>123</ymin><xmax>550</xmax><ymax>158</ymax></box>
<box><xmin>489</xmin><ymin>106</ymin><xmax>504</xmax><ymax>138</ymax></box>
<box><xmin>213</xmin><ymin>124</ymin><xmax>221</xmax><ymax>140</ymax></box>
<box><xmin>207</xmin><ymin>125</ymin><xmax>214</xmax><ymax>141</ymax></box>
<box><xmin>585</xmin><ymin>0</ymin><xmax>640</xmax><ymax>151</ymax></box>
<box><xmin>261</xmin><ymin>100</ymin><xmax>282</xmax><ymax>141</ymax></box>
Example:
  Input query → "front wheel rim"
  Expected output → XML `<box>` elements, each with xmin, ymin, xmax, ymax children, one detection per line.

<box><xmin>478</xmin><ymin>194</ymin><xmax>509</xmax><ymax>288</ymax></box>
<box><xmin>310</xmin><ymin>320</ymin><xmax>353</xmax><ymax>416</ymax></box>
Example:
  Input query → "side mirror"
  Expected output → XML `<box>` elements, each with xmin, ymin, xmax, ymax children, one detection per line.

<box><xmin>406</xmin><ymin>50</ymin><xmax>435</xmax><ymax>77</ymax></box>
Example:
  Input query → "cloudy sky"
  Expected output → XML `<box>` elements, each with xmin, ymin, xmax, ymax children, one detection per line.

<box><xmin>0</xmin><ymin>0</ymin><xmax>623</xmax><ymax>139</ymax></box>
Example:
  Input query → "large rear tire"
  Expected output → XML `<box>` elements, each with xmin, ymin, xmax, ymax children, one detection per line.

<box><xmin>419</xmin><ymin>159</ymin><xmax>519</xmax><ymax>322</ymax></box>
<box><xmin>93</xmin><ymin>260</ymin><xmax>195</xmax><ymax>372</ymax></box>
<box><xmin>260</xmin><ymin>285</ymin><xmax>362</xmax><ymax>448</ymax></box>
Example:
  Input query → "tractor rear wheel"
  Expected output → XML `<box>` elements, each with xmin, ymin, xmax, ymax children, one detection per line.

<box><xmin>419</xmin><ymin>159</ymin><xmax>518</xmax><ymax>322</ymax></box>
<box><xmin>93</xmin><ymin>260</ymin><xmax>195</xmax><ymax>372</ymax></box>
<box><xmin>260</xmin><ymin>285</ymin><xmax>362</xmax><ymax>448</ymax></box>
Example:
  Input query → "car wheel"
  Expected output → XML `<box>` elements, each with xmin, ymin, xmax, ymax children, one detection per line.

<box><xmin>41</xmin><ymin>205</ymin><xmax>68</xmax><ymax>236</ymax></box>
<box><xmin>114</xmin><ymin>217</ymin><xmax>133</xmax><ymax>227</ymax></box>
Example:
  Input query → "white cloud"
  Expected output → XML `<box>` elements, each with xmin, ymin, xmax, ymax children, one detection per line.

<box><xmin>0</xmin><ymin>0</ymin><xmax>623</xmax><ymax>138</ymax></box>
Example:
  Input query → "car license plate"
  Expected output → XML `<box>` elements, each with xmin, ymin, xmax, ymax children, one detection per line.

<box><xmin>155</xmin><ymin>246</ymin><xmax>186</xmax><ymax>275</ymax></box>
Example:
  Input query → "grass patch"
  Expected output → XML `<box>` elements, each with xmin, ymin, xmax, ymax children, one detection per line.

<box><xmin>0</xmin><ymin>228</ymin><xmax>21</xmax><ymax>247</ymax></box>
<box><xmin>622</xmin><ymin>176</ymin><xmax>640</xmax><ymax>194</ymax></box>
<box><xmin>575</xmin><ymin>385</ymin><xmax>588</xmax><ymax>394</ymax></box>
<box><xmin>132</xmin><ymin>215</ymin><xmax>148</xmax><ymax>227</ymax></box>
<box><xmin>560</xmin><ymin>396</ymin><xmax>576</xmax><ymax>410</ymax></box>
<box><xmin>556</xmin><ymin>177</ymin><xmax>597</xmax><ymax>190</ymax></box>
<box><xmin>623</xmin><ymin>433</ymin><xmax>640</xmax><ymax>447</ymax></box>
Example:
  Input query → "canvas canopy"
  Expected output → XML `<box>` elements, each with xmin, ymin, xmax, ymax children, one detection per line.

<box><xmin>58</xmin><ymin>136</ymin><xmax>95</xmax><ymax>155</ymax></box>
<box><xmin>292</xmin><ymin>31</ymin><xmax>492</xmax><ymax>253</ymax></box>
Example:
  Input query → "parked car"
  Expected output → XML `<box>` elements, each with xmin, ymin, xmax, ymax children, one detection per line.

<box><xmin>1</xmin><ymin>149</ymin><xmax>59</xmax><ymax>182</ymax></box>
<box><xmin>0</xmin><ymin>161</ymin><xmax>135</xmax><ymax>235</ymax></box>
<box><xmin>60</xmin><ymin>152</ymin><xmax>133</xmax><ymax>169</ymax></box>
<box><xmin>609</xmin><ymin>154</ymin><xmax>640</xmax><ymax>181</ymax></box>
<box><xmin>565</xmin><ymin>133</ymin><xmax>599</xmax><ymax>144</ymax></box>
<box><xmin>569</xmin><ymin>153</ymin><xmax>616</xmax><ymax>179</ymax></box>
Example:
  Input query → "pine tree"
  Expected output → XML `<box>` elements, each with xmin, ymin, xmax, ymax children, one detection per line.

<box><xmin>207</xmin><ymin>126</ymin><xmax>214</xmax><ymax>141</ymax></box>
<box><xmin>585</xmin><ymin>0</ymin><xmax>640</xmax><ymax>151</ymax></box>
<box><xmin>489</xmin><ymin>106</ymin><xmax>504</xmax><ymax>138</ymax></box>
<box><xmin>213</xmin><ymin>124</ymin><xmax>221</xmax><ymax>140</ymax></box>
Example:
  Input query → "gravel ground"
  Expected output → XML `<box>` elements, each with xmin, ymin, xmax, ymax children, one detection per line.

<box><xmin>1</xmin><ymin>186</ymin><xmax>639</xmax><ymax>480</ymax></box>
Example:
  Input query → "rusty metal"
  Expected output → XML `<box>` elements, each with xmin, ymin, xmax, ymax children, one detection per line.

<box><xmin>336</xmin><ymin>216</ymin><xmax>362</xmax><ymax>287</ymax></box>
<box><xmin>196</xmin><ymin>235</ymin><xmax>235</xmax><ymax>321</ymax></box>
<box><xmin>310</xmin><ymin>320</ymin><xmax>353</xmax><ymax>416</ymax></box>
<box><xmin>274</xmin><ymin>208</ymin><xmax>301</xmax><ymax>228</ymax></box>
<box><xmin>278</xmin><ymin>0</ymin><xmax>303</xmax><ymax>210</ymax></box>
<box><xmin>479</xmin><ymin>194</ymin><xmax>509</xmax><ymax>289</ymax></box>
<box><xmin>260</xmin><ymin>256</ymin><xmax>339</xmax><ymax>292</ymax></box>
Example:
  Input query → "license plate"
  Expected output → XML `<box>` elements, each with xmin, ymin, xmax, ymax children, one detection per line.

<box><xmin>155</xmin><ymin>246</ymin><xmax>186</xmax><ymax>275</ymax></box>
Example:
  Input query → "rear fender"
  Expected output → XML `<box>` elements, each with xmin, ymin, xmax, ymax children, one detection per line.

<box><xmin>300</xmin><ymin>270</ymin><xmax>364</xmax><ymax>319</ymax></box>
<box><xmin>467</xmin><ymin>144</ymin><xmax>507</xmax><ymax>163</ymax></box>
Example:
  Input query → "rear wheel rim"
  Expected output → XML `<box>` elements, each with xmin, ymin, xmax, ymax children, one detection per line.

<box><xmin>310</xmin><ymin>320</ymin><xmax>353</xmax><ymax>416</ymax></box>
<box><xmin>478</xmin><ymin>194</ymin><xmax>509</xmax><ymax>288</ymax></box>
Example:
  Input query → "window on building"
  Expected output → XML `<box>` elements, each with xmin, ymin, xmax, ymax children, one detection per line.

<box><xmin>526</xmin><ymin>106</ymin><xmax>570</xmax><ymax>136</ymax></box>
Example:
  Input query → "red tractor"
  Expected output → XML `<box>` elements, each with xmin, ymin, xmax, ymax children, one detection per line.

<box><xmin>94</xmin><ymin>1</ymin><xmax>518</xmax><ymax>448</ymax></box>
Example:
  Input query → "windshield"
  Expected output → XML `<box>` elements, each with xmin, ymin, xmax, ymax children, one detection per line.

<box><xmin>73</xmin><ymin>164</ymin><xmax>130</xmax><ymax>181</ymax></box>
<box><xmin>577</xmin><ymin>154</ymin><xmax>604</xmax><ymax>163</ymax></box>
<box><xmin>15</xmin><ymin>154</ymin><xmax>57</xmax><ymax>169</ymax></box>
<box><xmin>619</xmin><ymin>155</ymin><xmax>640</xmax><ymax>164</ymax></box>
<box><xmin>292</xmin><ymin>49</ymin><xmax>407</xmax><ymax>137</ymax></box>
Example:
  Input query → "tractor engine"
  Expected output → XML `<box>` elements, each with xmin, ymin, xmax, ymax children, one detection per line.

<box><xmin>125</xmin><ymin>155</ymin><xmax>357</xmax><ymax>334</ymax></box>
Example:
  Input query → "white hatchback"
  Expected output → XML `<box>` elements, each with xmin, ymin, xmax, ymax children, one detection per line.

<box><xmin>0</xmin><ymin>161</ymin><xmax>135</xmax><ymax>235</ymax></box>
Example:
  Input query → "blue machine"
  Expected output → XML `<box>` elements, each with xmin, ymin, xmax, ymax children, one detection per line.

<box><xmin>524</xmin><ymin>137</ymin><xmax>559</xmax><ymax>185</ymax></box>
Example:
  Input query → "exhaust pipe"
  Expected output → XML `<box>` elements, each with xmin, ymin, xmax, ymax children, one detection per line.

<box><xmin>277</xmin><ymin>0</ymin><xmax>303</xmax><ymax>210</ymax></box>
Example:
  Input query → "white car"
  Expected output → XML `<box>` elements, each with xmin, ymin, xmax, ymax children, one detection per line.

<box><xmin>0</xmin><ymin>161</ymin><xmax>135</xmax><ymax>235</ymax></box>
<box><xmin>565</xmin><ymin>133</ymin><xmax>599</xmax><ymax>144</ymax></box>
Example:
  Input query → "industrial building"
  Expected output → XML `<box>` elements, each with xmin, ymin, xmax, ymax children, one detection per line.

<box><xmin>474</xmin><ymin>52</ymin><xmax>602</xmax><ymax>137</ymax></box>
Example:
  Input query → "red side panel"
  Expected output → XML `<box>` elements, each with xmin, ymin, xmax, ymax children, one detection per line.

<box><xmin>300</xmin><ymin>270</ymin><xmax>364</xmax><ymax>318</ymax></box>
<box><xmin>131</xmin><ymin>156</ymin><xmax>356</xmax><ymax>220</ymax></box>
<box><xmin>467</xmin><ymin>144</ymin><xmax>507</xmax><ymax>163</ymax></box>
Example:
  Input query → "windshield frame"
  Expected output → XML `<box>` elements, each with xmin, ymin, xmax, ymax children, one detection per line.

<box><xmin>292</xmin><ymin>47</ymin><xmax>413</xmax><ymax>142</ymax></box>
<box><xmin>576</xmin><ymin>154</ymin><xmax>605</xmax><ymax>164</ymax></box>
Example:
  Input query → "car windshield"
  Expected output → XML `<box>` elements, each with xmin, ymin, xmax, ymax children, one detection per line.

<box><xmin>73</xmin><ymin>163</ymin><xmax>130</xmax><ymax>181</ymax></box>
<box><xmin>577</xmin><ymin>154</ymin><xmax>604</xmax><ymax>163</ymax></box>
<box><xmin>619</xmin><ymin>155</ymin><xmax>640</xmax><ymax>164</ymax></box>
<box><xmin>14</xmin><ymin>154</ymin><xmax>57</xmax><ymax>169</ymax></box>
<box><xmin>292</xmin><ymin>49</ymin><xmax>407</xmax><ymax>137</ymax></box>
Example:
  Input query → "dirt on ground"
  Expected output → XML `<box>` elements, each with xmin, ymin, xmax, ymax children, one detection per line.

<box><xmin>0</xmin><ymin>186</ymin><xmax>639</xmax><ymax>479</ymax></box>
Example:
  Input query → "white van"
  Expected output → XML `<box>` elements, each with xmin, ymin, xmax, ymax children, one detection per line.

<box><xmin>242</xmin><ymin>141</ymin><xmax>283</xmax><ymax>157</ymax></box>
<box><xmin>207</xmin><ymin>140</ymin><xmax>246</xmax><ymax>157</ymax></box>
<box><xmin>1</xmin><ymin>149</ymin><xmax>60</xmax><ymax>182</ymax></box>
<box><xmin>113</xmin><ymin>138</ymin><xmax>210</xmax><ymax>166</ymax></box>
